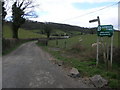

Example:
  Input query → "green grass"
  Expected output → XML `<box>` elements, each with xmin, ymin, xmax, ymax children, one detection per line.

<box><xmin>48</xmin><ymin>32</ymin><xmax>118</xmax><ymax>49</ymax></box>
<box><xmin>29</xmin><ymin>29</ymin><xmax>41</xmax><ymax>33</ymax></box>
<box><xmin>3</xmin><ymin>25</ymin><xmax>46</xmax><ymax>39</ymax></box>
<box><xmin>52</xmin><ymin>29</ymin><xmax>82</xmax><ymax>36</ymax></box>
<box><xmin>52</xmin><ymin>29</ymin><xmax>66</xmax><ymax>34</ymax></box>
<box><xmin>37</xmin><ymin>31</ymin><xmax>119</xmax><ymax>88</ymax></box>
<box><xmin>109</xmin><ymin>79</ymin><xmax>120</xmax><ymax>88</ymax></box>
<box><xmin>38</xmin><ymin>42</ymin><xmax>120</xmax><ymax>88</ymax></box>
<box><xmin>3</xmin><ymin>25</ymin><xmax>13</xmax><ymax>38</ymax></box>
<box><xmin>18</xmin><ymin>28</ymin><xmax>46</xmax><ymax>39</ymax></box>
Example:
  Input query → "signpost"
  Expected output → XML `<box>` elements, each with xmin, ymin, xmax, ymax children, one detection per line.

<box><xmin>89</xmin><ymin>16</ymin><xmax>114</xmax><ymax>67</ymax></box>
<box><xmin>89</xmin><ymin>16</ymin><xmax>100</xmax><ymax>66</ymax></box>
<box><xmin>97</xmin><ymin>25</ymin><xmax>114</xmax><ymax>37</ymax></box>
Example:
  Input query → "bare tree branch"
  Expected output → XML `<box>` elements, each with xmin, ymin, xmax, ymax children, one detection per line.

<box><xmin>4</xmin><ymin>0</ymin><xmax>38</xmax><ymax>21</ymax></box>
<box><xmin>25</xmin><ymin>4</ymin><xmax>39</xmax><ymax>9</ymax></box>
<box><xmin>22</xmin><ymin>1</ymin><xmax>33</xmax><ymax>10</ymax></box>
<box><xmin>19</xmin><ymin>0</ymin><xmax>24</xmax><ymax>8</ymax></box>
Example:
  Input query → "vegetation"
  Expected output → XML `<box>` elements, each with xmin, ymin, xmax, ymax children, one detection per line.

<box><xmin>44</xmin><ymin>23</ymin><xmax>52</xmax><ymax>39</ymax></box>
<box><xmin>19</xmin><ymin>20</ymin><xmax>97</xmax><ymax>36</ymax></box>
<box><xmin>48</xmin><ymin>32</ymin><xmax>118</xmax><ymax>48</ymax></box>
<box><xmin>3</xmin><ymin>25</ymin><xmax>46</xmax><ymax>39</ymax></box>
<box><xmin>3</xmin><ymin>0</ymin><xmax>38</xmax><ymax>39</ymax></box>
<box><xmin>11</xmin><ymin>1</ymin><xmax>26</xmax><ymax>39</ymax></box>
<box><xmin>37</xmin><ymin>31</ymin><xmax>119</xmax><ymax>88</ymax></box>
<box><xmin>4</xmin><ymin>20</ymin><xmax>95</xmax><ymax>38</ymax></box>
<box><xmin>2</xmin><ymin>1</ymin><xmax>7</xmax><ymax>38</ymax></box>
<box><xmin>2</xmin><ymin>1</ymin><xmax>7</xmax><ymax>21</ymax></box>
<box><xmin>2</xmin><ymin>23</ymin><xmax>46</xmax><ymax>55</ymax></box>
<box><xmin>3</xmin><ymin>22</ymin><xmax>47</xmax><ymax>55</ymax></box>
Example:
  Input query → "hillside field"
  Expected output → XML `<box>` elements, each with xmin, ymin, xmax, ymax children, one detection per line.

<box><xmin>3</xmin><ymin>25</ymin><xmax>46</xmax><ymax>39</ymax></box>
<box><xmin>48</xmin><ymin>32</ymin><xmax>118</xmax><ymax>49</ymax></box>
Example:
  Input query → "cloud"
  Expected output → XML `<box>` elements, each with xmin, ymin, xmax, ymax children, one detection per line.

<box><xmin>69</xmin><ymin>0</ymin><xmax>119</xmax><ymax>3</ymax></box>
<box><xmin>5</xmin><ymin>0</ymin><xmax>118</xmax><ymax>29</ymax></box>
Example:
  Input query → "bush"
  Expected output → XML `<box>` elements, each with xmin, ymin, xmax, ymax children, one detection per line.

<box><xmin>109</xmin><ymin>79</ymin><xmax>119</xmax><ymax>88</ymax></box>
<box><xmin>105</xmin><ymin>72</ymin><xmax>117</xmax><ymax>79</ymax></box>
<box><xmin>70</xmin><ymin>43</ymin><xmax>85</xmax><ymax>53</ymax></box>
<box><xmin>113</xmin><ymin>47</ymin><xmax>120</xmax><ymax>65</ymax></box>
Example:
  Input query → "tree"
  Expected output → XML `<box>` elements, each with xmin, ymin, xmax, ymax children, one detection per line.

<box><xmin>11</xmin><ymin>0</ymin><xmax>38</xmax><ymax>39</ymax></box>
<box><xmin>1</xmin><ymin>1</ymin><xmax>7</xmax><ymax>38</ymax></box>
<box><xmin>12</xmin><ymin>2</ymin><xmax>25</xmax><ymax>39</ymax></box>
<box><xmin>2</xmin><ymin>1</ymin><xmax>7</xmax><ymax>21</ymax></box>
<box><xmin>44</xmin><ymin>23</ymin><xmax>52</xmax><ymax>39</ymax></box>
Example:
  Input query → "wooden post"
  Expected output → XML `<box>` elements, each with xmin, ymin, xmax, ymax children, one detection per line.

<box><xmin>64</xmin><ymin>40</ymin><xmax>66</xmax><ymax>48</ymax></box>
<box><xmin>97</xmin><ymin>16</ymin><xmax>100</xmax><ymax>26</ymax></box>
<box><xmin>89</xmin><ymin>16</ymin><xmax>101</xmax><ymax>67</ymax></box>
<box><xmin>96</xmin><ymin>16</ymin><xmax>100</xmax><ymax>66</ymax></box>
<box><xmin>110</xmin><ymin>35</ymin><xmax>114</xmax><ymax>67</ymax></box>
<box><xmin>96</xmin><ymin>37</ymin><xmax>99</xmax><ymax>66</ymax></box>
<box><xmin>107</xmin><ymin>38</ymin><xmax>109</xmax><ymax>69</ymax></box>
<box><xmin>56</xmin><ymin>39</ymin><xmax>58</xmax><ymax>46</ymax></box>
<box><xmin>106</xmin><ymin>37</ymin><xmax>109</xmax><ymax>61</ymax></box>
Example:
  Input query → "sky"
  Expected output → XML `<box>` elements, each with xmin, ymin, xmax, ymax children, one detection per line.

<box><xmin>5</xmin><ymin>0</ymin><xmax>120</xmax><ymax>29</ymax></box>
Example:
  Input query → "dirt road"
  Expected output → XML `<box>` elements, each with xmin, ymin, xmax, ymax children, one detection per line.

<box><xmin>3</xmin><ymin>41</ymin><xmax>89</xmax><ymax>88</ymax></box>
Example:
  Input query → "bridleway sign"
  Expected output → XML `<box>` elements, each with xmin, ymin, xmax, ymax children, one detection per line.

<box><xmin>97</xmin><ymin>25</ymin><xmax>114</xmax><ymax>37</ymax></box>
<box><xmin>89</xmin><ymin>16</ymin><xmax>114</xmax><ymax>68</ymax></box>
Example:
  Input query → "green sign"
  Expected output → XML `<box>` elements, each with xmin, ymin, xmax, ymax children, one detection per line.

<box><xmin>97</xmin><ymin>25</ymin><xmax>114</xmax><ymax>37</ymax></box>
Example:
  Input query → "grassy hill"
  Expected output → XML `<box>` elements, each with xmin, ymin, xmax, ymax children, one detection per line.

<box><xmin>3</xmin><ymin>25</ymin><xmax>46</xmax><ymax>39</ymax></box>
<box><xmin>3</xmin><ymin>24</ymin><xmax>83</xmax><ymax>39</ymax></box>
<box><xmin>6</xmin><ymin>21</ymin><xmax>97</xmax><ymax>37</ymax></box>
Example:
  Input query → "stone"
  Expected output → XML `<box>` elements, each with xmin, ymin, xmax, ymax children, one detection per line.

<box><xmin>57</xmin><ymin>61</ymin><xmax>64</xmax><ymax>66</ymax></box>
<box><xmin>69</xmin><ymin>67</ymin><xmax>80</xmax><ymax>78</ymax></box>
<box><xmin>89</xmin><ymin>75</ymin><xmax>108</xmax><ymax>88</ymax></box>
<box><xmin>79</xmin><ymin>78</ymin><xmax>95</xmax><ymax>88</ymax></box>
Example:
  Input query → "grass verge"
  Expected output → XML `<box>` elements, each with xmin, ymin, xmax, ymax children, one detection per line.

<box><xmin>37</xmin><ymin>37</ymin><xmax>120</xmax><ymax>88</ymax></box>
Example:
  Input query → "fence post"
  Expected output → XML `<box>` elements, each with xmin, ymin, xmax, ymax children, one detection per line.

<box><xmin>64</xmin><ymin>40</ymin><xmax>66</xmax><ymax>48</ymax></box>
